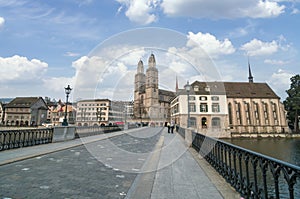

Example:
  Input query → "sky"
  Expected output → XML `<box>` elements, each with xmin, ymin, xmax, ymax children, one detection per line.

<box><xmin>0</xmin><ymin>0</ymin><xmax>299</xmax><ymax>102</ymax></box>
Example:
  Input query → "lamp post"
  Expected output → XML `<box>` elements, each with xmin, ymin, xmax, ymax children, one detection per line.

<box><xmin>62</xmin><ymin>85</ymin><xmax>72</xmax><ymax>126</ymax></box>
<box><xmin>184</xmin><ymin>81</ymin><xmax>191</xmax><ymax>128</ymax></box>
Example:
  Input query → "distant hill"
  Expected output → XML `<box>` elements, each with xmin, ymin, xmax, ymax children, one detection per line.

<box><xmin>0</xmin><ymin>98</ymin><xmax>13</xmax><ymax>103</ymax></box>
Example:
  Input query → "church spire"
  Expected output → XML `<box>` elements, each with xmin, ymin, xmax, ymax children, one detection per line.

<box><xmin>148</xmin><ymin>53</ymin><xmax>156</xmax><ymax>68</ymax></box>
<box><xmin>137</xmin><ymin>59</ymin><xmax>144</xmax><ymax>74</ymax></box>
<box><xmin>248</xmin><ymin>58</ymin><xmax>253</xmax><ymax>83</ymax></box>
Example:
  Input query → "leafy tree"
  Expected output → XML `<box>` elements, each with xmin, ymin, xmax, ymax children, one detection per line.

<box><xmin>284</xmin><ymin>74</ymin><xmax>300</xmax><ymax>133</ymax></box>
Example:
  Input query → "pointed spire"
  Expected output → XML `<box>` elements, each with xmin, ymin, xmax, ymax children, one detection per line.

<box><xmin>148</xmin><ymin>53</ymin><xmax>156</xmax><ymax>68</ymax></box>
<box><xmin>248</xmin><ymin>57</ymin><xmax>253</xmax><ymax>83</ymax></box>
<box><xmin>137</xmin><ymin>59</ymin><xmax>144</xmax><ymax>73</ymax></box>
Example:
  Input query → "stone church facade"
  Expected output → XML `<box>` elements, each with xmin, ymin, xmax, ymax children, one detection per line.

<box><xmin>133</xmin><ymin>53</ymin><xmax>175</xmax><ymax>126</ymax></box>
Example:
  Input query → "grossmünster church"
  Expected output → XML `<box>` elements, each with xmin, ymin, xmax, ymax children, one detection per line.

<box><xmin>133</xmin><ymin>53</ymin><xmax>289</xmax><ymax>136</ymax></box>
<box><xmin>133</xmin><ymin>53</ymin><xmax>175</xmax><ymax>126</ymax></box>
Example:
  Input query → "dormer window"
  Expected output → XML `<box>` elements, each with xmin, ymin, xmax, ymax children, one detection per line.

<box><xmin>205</xmin><ymin>86</ymin><xmax>210</xmax><ymax>92</ymax></box>
<box><xmin>194</xmin><ymin>85</ymin><xmax>199</xmax><ymax>91</ymax></box>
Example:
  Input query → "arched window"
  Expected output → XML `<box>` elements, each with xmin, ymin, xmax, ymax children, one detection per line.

<box><xmin>236</xmin><ymin>102</ymin><xmax>242</xmax><ymax>125</ymax></box>
<box><xmin>212</xmin><ymin>117</ymin><xmax>221</xmax><ymax>127</ymax></box>
<box><xmin>201</xmin><ymin>117</ymin><xmax>207</xmax><ymax>128</ymax></box>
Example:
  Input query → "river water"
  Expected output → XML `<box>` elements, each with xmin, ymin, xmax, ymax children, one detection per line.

<box><xmin>221</xmin><ymin>137</ymin><xmax>300</xmax><ymax>198</ymax></box>
<box><xmin>222</xmin><ymin>137</ymin><xmax>300</xmax><ymax>167</ymax></box>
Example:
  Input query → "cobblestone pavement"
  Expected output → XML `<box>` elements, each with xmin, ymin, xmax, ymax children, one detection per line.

<box><xmin>0</xmin><ymin>127</ymin><xmax>163</xmax><ymax>199</ymax></box>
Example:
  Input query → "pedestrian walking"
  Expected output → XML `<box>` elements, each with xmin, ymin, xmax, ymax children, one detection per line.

<box><xmin>170</xmin><ymin>120</ymin><xmax>175</xmax><ymax>134</ymax></box>
<box><xmin>167</xmin><ymin>122</ymin><xmax>171</xmax><ymax>133</ymax></box>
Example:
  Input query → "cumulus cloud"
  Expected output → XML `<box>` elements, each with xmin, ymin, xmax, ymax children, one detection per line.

<box><xmin>116</xmin><ymin>0</ymin><xmax>157</xmax><ymax>25</ymax></box>
<box><xmin>240</xmin><ymin>39</ymin><xmax>279</xmax><ymax>56</ymax></box>
<box><xmin>268</xmin><ymin>69</ymin><xmax>295</xmax><ymax>99</ymax></box>
<box><xmin>160</xmin><ymin>0</ymin><xmax>284</xmax><ymax>19</ymax></box>
<box><xmin>0</xmin><ymin>55</ymin><xmax>47</xmax><ymax>82</ymax></box>
<box><xmin>0</xmin><ymin>16</ymin><xmax>5</xmax><ymax>29</ymax></box>
<box><xmin>186</xmin><ymin>32</ymin><xmax>235</xmax><ymax>58</ymax></box>
<box><xmin>116</xmin><ymin>0</ymin><xmax>285</xmax><ymax>23</ymax></box>
<box><xmin>70</xmin><ymin>54</ymin><xmax>136</xmax><ymax>100</ymax></box>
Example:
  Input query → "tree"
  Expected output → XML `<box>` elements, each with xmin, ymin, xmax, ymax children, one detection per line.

<box><xmin>284</xmin><ymin>74</ymin><xmax>300</xmax><ymax>133</ymax></box>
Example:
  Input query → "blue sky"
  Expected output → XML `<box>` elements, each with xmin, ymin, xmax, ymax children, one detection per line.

<box><xmin>0</xmin><ymin>0</ymin><xmax>299</xmax><ymax>101</ymax></box>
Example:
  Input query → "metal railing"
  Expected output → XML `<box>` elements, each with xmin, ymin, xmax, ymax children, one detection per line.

<box><xmin>0</xmin><ymin>128</ymin><xmax>53</xmax><ymax>151</ymax></box>
<box><xmin>191</xmin><ymin>131</ymin><xmax>300</xmax><ymax>199</ymax></box>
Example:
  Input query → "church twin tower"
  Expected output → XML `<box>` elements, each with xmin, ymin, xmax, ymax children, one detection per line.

<box><xmin>134</xmin><ymin>53</ymin><xmax>160</xmax><ymax>121</ymax></box>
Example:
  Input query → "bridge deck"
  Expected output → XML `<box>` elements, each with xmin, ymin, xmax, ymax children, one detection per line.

<box><xmin>0</xmin><ymin>127</ymin><xmax>240</xmax><ymax>199</ymax></box>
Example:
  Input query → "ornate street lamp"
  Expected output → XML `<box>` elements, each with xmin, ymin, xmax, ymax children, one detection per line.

<box><xmin>62</xmin><ymin>85</ymin><xmax>72</xmax><ymax>126</ymax></box>
<box><xmin>184</xmin><ymin>81</ymin><xmax>191</xmax><ymax>128</ymax></box>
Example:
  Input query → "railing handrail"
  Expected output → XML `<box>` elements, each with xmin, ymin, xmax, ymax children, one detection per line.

<box><xmin>176</xmin><ymin>126</ymin><xmax>300</xmax><ymax>199</ymax></box>
<box><xmin>204</xmin><ymin>134</ymin><xmax>300</xmax><ymax>171</ymax></box>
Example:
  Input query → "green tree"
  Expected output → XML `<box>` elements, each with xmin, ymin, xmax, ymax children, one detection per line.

<box><xmin>284</xmin><ymin>74</ymin><xmax>300</xmax><ymax>133</ymax></box>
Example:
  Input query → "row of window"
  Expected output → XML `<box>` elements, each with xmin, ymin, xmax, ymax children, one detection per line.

<box><xmin>189</xmin><ymin>117</ymin><xmax>221</xmax><ymax>128</ymax></box>
<box><xmin>189</xmin><ymin>96</ymin><xmax>219</xmax><ymax>101</ymax></box>
<box><xmin>190</xmin><ymin>103</ymin><xmax>220</xmax><ymax>113</ymax></box>
<box><xmin>78</xmin><ymin>107</ymin><xmax>108</xmax><ymax>111</ymax></box>
<box><xmin>79</xmin><ymin>103</ymin><xmax>108</xmax><ymax>107</ymax></box>
<box><xmin>228</xmin><ymin>101</ymin><xmax>279</xmax><ymax>126</ymax></box>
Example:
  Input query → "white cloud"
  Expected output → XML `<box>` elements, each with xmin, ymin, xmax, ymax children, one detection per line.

<box><xmin>43</xmin><ymin>77</ymin><xmax>74</xmax><ymax>93</ymax></box>
<box><xmin>0</xmin><ymin>16</ymin><xmax>5</xmax><ymax>29</ymax></box>
<box><xmin>160</xmin><ymin>0</ymin><xmax>285</xmax><ymax>19</ymax></box>
<box><xmin>186</xmin><ymin>32</ymin><xmax>235</xmax><ymax>58</ymax></box>
<box><xmin>268</xmin><ymin>69</ymin><xmax>295</xmax><ymax>99</ymax></box>
<box><xmin>240</xmin><ymin>39</ymin><xmax>279</xmax><ymax>56</ymax></box>
<box><xmin>116</xmin><ymin>0</ymin><xmax>157</xmax><ymax>25</ymax></box>
<box><xmin>291</xmin><ymin>8</ymin><xmax>299</xmax><ymax>14</ymax></box>
<box><xmin>64</xmin><ymin>52</ymin><xmax>80</xmax><ymax>57</ymax></box>
<box><xmin>0</xmin><ymin>55</ymin><xmax>47</xmax><ymax>82</ymax></box>
<box><xmin>264</xmin><ymin>59</ymin><xmax>289</xmax><ymax>65</ymax></box>
<box><xmin>70</xmin><ymin>55</ymin><xmax>136</xmax><ymax>100</ymax></box>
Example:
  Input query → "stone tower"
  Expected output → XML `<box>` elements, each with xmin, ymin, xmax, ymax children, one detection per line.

<box><xmin>134</xmin><ymin>59</ymin><xmax>146</xmax><ymax>119</ymax></box>
<box><xmin>145</xmin><ymin>53</ymin><xmax>159</xmax><ymax>119</ymax></box>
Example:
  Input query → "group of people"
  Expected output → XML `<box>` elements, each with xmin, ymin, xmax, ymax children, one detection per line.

<box><xmin>167</xmin><ymin>120</ymin><xmax>175</xmax><ymax>134</ymax></box>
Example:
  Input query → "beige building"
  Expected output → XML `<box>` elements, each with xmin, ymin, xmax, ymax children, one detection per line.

<box><xmin>133</xmin><ymin>53</ymin><xmax>175</xmax><ymax>126</ymax></box>
<box><xmin>171</xmin><ymin>81</ymin><xmax>228</xmax><ymax>137</ymax></box>
<box><xmin>76</xmin><ymin>99</ymin><xmax>110</xmax><ymax>126</ymax></box>
<box><xmin>50</xmin><ymin>103</ymin><xmax>76</xmax><ymax>126</ymax></box>
<box><xmin>4</xmin><ymin>97</ymin><xmax>48</xmax><ymax>126</ymax></box>
<box><xmin>225</xmin><ymin>82</ymin><xmax>288</xmax><ymax>135</ymax></box>
<box><xmin>171</xmin><ymin>79</ymin><xmax>289</xmax><ymax>137</ymax></box>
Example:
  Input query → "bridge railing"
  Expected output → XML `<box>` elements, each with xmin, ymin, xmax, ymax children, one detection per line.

<box><xmin>0</xmin><ymin>128</ymin><xmax>53</xmax><ymax>151</ymax></box>
<box><xmin>75</xmin><ymin>125</ymin><xmax>122</xmax><ymax>138</ymax></box>
<box><xmin>177</xmin><ymin>127</ymin><xmax>300</xmax><ymax>199</ymax></box>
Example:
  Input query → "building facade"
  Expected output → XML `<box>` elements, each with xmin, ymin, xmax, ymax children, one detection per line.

<box><xmin>225</xmin><ymin>82</ymin><xmax>288</xmax><ymax>135</ymax></box>
<box><xmin>133</xmin><ymin>53</ymin><xmax>175</xmax><ymax>126</ymax></box>
<box><xmin>171</xmin><ymin>80</ymin><xmax>289</xmax><ymax>137</ymax></box>
<box><xmin>171</xmin><ymin>81</ymin><xmax>228</xmax><ymax>137</ymax></box>
<box><xmin>4</xmin><ymin>97</ymin><xmax>48</xmax><ymax>126</ymax></box>
<box><xmin>75</xmin><ymin>99</ymin><xmax>133</xmax><ymax>126</ymax></box>
<box><xmin>50</xmin><ymin>102</ymin><xmax>76</xmax><ymax>126</ymax></box>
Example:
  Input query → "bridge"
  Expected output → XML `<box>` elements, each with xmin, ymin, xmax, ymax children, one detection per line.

<box><xmin>0</xmin><ymin>126</ymin><xmax>299</xmax><ymax>198</ymax></box>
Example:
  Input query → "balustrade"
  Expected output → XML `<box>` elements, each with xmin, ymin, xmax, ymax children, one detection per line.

<box><xmin>0</xmin><ymin>128</ymin><xmax>53</xmax><ymax>151</ymax></box>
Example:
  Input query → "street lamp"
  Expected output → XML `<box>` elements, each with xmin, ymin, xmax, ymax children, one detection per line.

<box><xmin>62</xmin><ymin>85</ymin><xmax>72</xmax><ymax>126</ymax></box>
<box><xmin>184</xmin><ymin>81</ymin><xmax>191</xmax><ymax>128</ymax></box>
